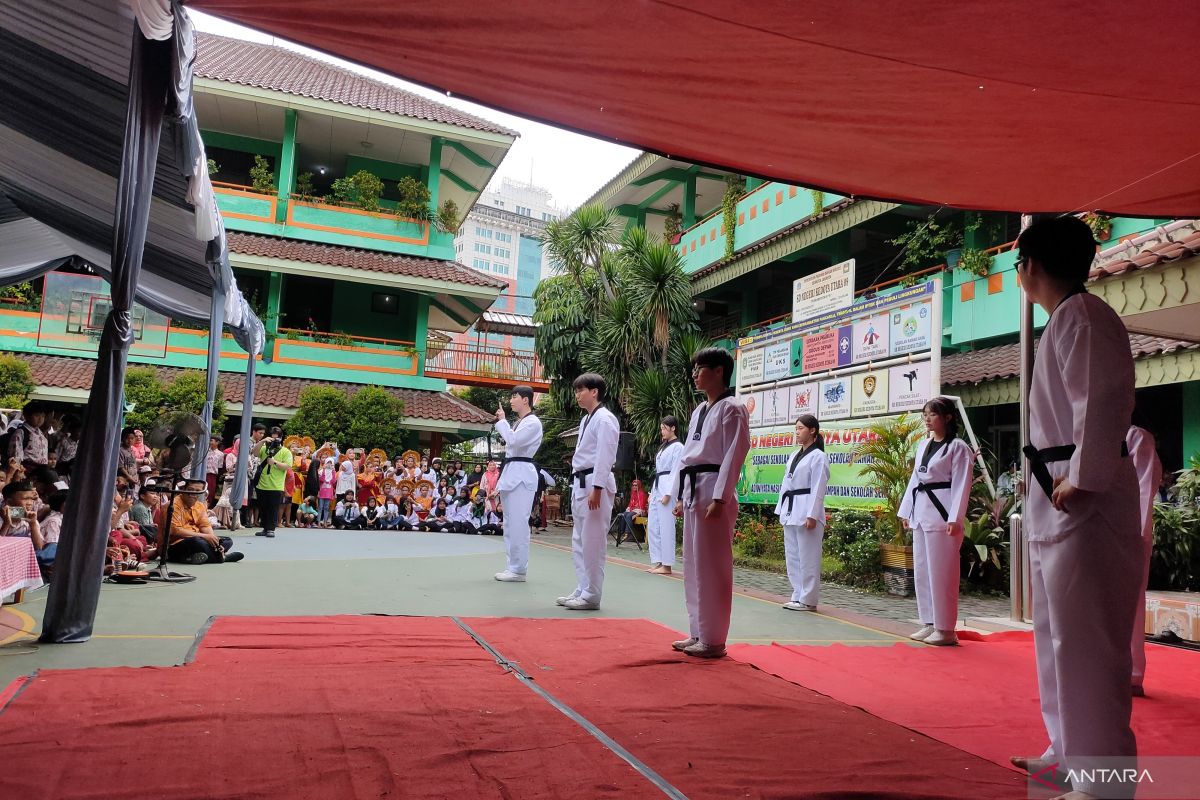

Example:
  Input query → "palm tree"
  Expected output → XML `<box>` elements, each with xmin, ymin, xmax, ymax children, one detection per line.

<box><xmin>850</xmin><ymin>414</ymin><xmax>925</xmax><ymax>542</ymax></box>
<box><xmin>542</xmin><ymin>203</ymin><xmax>622</xmax><ymax>303</ymax></box>
<box><xmin>623</xmin><ymin>228</ymin><xmax>693</xmax><ymax>365</ymax></box>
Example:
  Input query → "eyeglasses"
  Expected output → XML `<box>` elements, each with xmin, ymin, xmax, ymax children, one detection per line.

<box><xmin>1015</xmin><ymin>253</ymin><xmax>1029</xmax><ymax>270</ymax></box>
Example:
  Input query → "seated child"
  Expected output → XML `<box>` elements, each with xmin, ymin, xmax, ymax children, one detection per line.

<box><xmin>418</xmin><ymin>498</ymin><xmax>453</xmax><ymax>532</ymax></box>
<box><xmin>362</xmin><ymin>496</ymin><xmax>382</xmax><ymax>530</ymax></box>
<box><xmin>334</xmin><ymin>491</ymin><xmax>363</xmax><ymax>530</ymax></box>
<box><xmin>381</xmin><ymin>496</ymin><xmax>401</xmax><ymax>530</ymax></box>
<box><xmin>296</xmin><ymin>496</ymin><xmax>319</xmax><ymax>528</ymax></box>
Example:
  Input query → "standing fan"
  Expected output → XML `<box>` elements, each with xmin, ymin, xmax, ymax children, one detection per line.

<box><xmin>144</xmin><ymin>413</ymin><xmax>207</xmax><ymax>583</ymax></box>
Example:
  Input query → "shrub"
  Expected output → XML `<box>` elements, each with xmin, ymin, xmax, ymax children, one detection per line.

<box><xmin>733</xmin><ymin>508</ymin><xmax>785</xmax><ymax>562</ymax></box>
<box><xmin>250</xmin><ymin>154</ymin><xmax>275</xmax><ymax>194</ymax></box>
<box><xmin>0</xmin><ymin>354</ymin><xmax>34</xmax><ymax>409</ymax></box>
<box><xmin>823</xmin><ymin>509</ymin><xmax>885</xmax><ymax>588</ymax></box>
<box><xmin>161</xmin><ymin>371</ymin><xmax>227</xmax><ymax>433</ymax></box>
<box><xmin>345</xmin><ymin>386</ymin><xmax>407</xmax><ymax>456</ymax></box>
<box><xmin>286</xmin><ymin>385</ymin><xmax>350</xmax><ymax>446</ymax></box>
<box><xmin>395</xmin><ymin>176</ymin><xmax>433</xmax><ymax>222</ymax></box>
<box><xmin>122</xmin><ymin>366</ymin><xmax>165</xmax><ymax>431</ymax></box>
<box><xmin>1150</xmin><ymin>503</ymin><xmax>1200</xmax><ymax>591</ymax></box>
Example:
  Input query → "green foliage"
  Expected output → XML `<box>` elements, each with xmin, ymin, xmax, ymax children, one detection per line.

<box><xmin>286</xmin><ymin>386</ymin><xmax>350</xmax><ymax>445</ymax></box>
<box><xmin>888</xmin><ymin>212</ymin><xmax>980</xmax><ymax>274</ymax></box>
<box><xmin>249</xmin><ymin>154</ymin><xmax>275</xmax><ymax>194</ymax></box>
<box><xmin>823</xmin><ymin>509</ymin><xmax>885</xmax><ymax>588</ymax></box>
<box><xmin>123</xmin><ymin>368</ymin><xmax>225</xmax><ymax>433</ymax></box>
<box><xmin>808</xmin><ymin>188</ymin><xmax>825</xmax><ymax>213</ymax></box>
<box><xmin>331</xmin><ymin>331</ymin><xmax>356</xmax><ymax>348</ymax></box>
<box><xmin>958</xmin><ymin>247</ymin><xmax>993</xmax><ymax>277</ymax></box>
<box><xmin>1170</xmin><ymin>453</ymin><xmax>1200</xmax><ymax>506</ymax></box>
<box><xmin>122</xmin><ymin>367</ymin><xmax>164</xmax><ymax>430</ymax></box>
<box><xmin>329</xmin><ymin>170</ymin><xmax>384</xmax><ymax>212</ymax></box>
<box><xmin>436</xmin><ymin>199</ymin><xmax>461</xmax><ymax>234</ymax></box>
<box><xmin>1082</xmin><ymin>212</ymin><xmax>1113</xmax><ymax>241</ymax></box>
<box><xmin>395</xmin><ymin>176</ymin><xmax>433</xmax><ymax>221</ymax></box>
<box><xmin>2</xmin><ymin>281</ymin><xmax>41</xmax><ymax>311</ymax></box>
<box><xmin>733</xmin><ymin>507</ymin><xmax>786</xmax><ymax>561</ymax></box>
<box><xmin>1150</xmin><ymin>503</ymin><xmax>1200</xmax><ymax>591</ymax></box>
<box><xmin>294</xmin><ymin>171</ymin><xmax>316</xmax><ymax>200</ymax></box>
<box><xmin>721</xmin><ymin>175</ymin><xmax>745</xmax><ymax>260</ymax></box>
<box><xmin>206</xmin><ymin>158</ymin><xmax>220</xmax><ymax>176</ymax></box>
<box><xmin>161</xmin><ymin>371</ymin><xmax>227</xmax><ymax>433</ymax></box>
<box><xmin>850</xmin><ymin>414</ymin><xmax>924</xmax><ymax>543</ymax></box>
<box><xmin>0</xmin><ymin>354</ymin><xmax>34</xmax><ymax>409</ymax></box>
<box><xmin>345</xmin><ymin>386</ymin><xmax>407</xmax><ymax>456</ymax></box>
<box><xmin>662</xmin><ymin>203</ymin><xmax>682</xmax><ymax>242</ymax></box>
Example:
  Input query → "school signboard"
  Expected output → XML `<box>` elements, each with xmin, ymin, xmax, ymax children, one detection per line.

<box><xmin>735</xmin><ymin>278</ymin><xmax>942</xmax><ymax>507</ymax></box>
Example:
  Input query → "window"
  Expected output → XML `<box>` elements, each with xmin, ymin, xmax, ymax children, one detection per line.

<box><xmin>516</xmin><ymin>205</ymin><xmax>531</xmax><ymax>216</ymax></box>
<box><xmin>475</xmin><ymin>226</ymin><xmax>492</xmax><ymax>239</ymax></box>
<box><xmin>473</xmin><ymin>258</ymin><xmax>490</xmax><ymax>271</ymax></box>
<box><xmin>495</xmin><ymin>200</ymin><xmax>504</xmax><ymax>208</ymax></box>
<box><xmin>474</xmin><ymin>242</ymin><xmax>492</xmax><ymax>255</ymax></box>
<box><xmin>494</xmin><ymin>247</ymin><xmax>511</xmax><ymax>259</ymax></box>
<box><xmin>371</xmin><ymin>292</ymin><xmax>399</xmax><ymax>315</ymax></box>
<box><xmin>494</xmin><ymin>231</ymin><xmax>512</xmax><ymax>243</ymax></box>
<box><xmin>492</xmin><ymin>262</ymin><xmax>510</xmax><ymax>275</ymax></box>
<box><xmin>542</xmin><ymin>212</ymin><xmax>553</xmax><ymax>221</ymax></box>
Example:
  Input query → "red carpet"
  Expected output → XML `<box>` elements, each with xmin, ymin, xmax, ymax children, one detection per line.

<box><xmin>728</xmin><ymin>630</ymin><xmax>1200</xmax><ymax>770</ymax></box>
<box><xmin>0</xmin><ymin>616</ymin><xmax>1026</xmax><ymax>799</ymax></box>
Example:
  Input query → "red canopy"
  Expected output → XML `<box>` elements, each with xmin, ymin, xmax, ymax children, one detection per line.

<box><xmin>189</xmin><ymin>0</ymin><xmax>1200</xmax><ymax>217</ymax></box>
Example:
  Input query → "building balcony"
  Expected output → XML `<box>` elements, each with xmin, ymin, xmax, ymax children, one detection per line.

<box><xmin>211</xmin><ymin>182</ymin><xmax>456</xmax><ymax>261</ymax></box>
<box><xmin>424</xmin><ymin>340</ymin><xmax>547</xmax><ymax>390</ymax></box>
<box><xmin>676</xmin><ymin>182</ymin><xmax>847</xmax><ymax>275</ymax></box>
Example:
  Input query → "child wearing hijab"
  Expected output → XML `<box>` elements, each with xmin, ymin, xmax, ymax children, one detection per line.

<box><xmin>317</xmin><ymin>457</ymin><xmax>337</xmax><ymax>527</ymax></box>
<box><xmin>334</xmin><ymin>459</ymin><xmax>357</xmax><ymax>499</ymax></box>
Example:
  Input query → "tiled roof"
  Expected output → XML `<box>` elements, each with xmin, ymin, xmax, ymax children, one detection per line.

<box><xmin>943</xmin><ymin>334</ymin><xmax>1199</xmax><ymax>386</ymax></box>
<box><xmin>227</xmin><ymin>232</ymin><xmax>506</xmax><ymax>289</ymax></box>
<box><xmin>1089</xmin><ymin>219</ymin><xmax>1200</xmax><ymax>281</ymax></box>
<box><xmin>20</xmin><ymin>354</ymin><xmax>493</xmax><ymax>425</ymax></box>
<box><xmin>195</xmin><ymin>33</ymin><xmax>518</xmax><ymax>137</ymax></box>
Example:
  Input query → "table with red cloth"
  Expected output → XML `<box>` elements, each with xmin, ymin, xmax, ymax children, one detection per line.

<box><xmin>0</xmin><ymin>536</ymin><xmax>44</xmax><ymax>602</ymax></box>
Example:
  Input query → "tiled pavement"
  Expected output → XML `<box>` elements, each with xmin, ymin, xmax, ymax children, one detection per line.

<box><xmin>534</xmin><ymin>524</ymin><xmax>1011</xmax><ymax>626</ymax></box>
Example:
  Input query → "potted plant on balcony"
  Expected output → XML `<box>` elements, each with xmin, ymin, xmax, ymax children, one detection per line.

<box><xmin>395</xmin><ymin>176</ymin><xmax>433</xmax><ymax>223</ymax></box>
<box><xmin>249</xmin><ymin>154</ymin><xmax>275</xmax><ymax>194</ymax></box>
<box><xmin>436</xmin><ymin>199</ymin><xmax>461</xmax><ymax>234</ymax></box>
<box><xmin>294</xmin><ymin>171</ymin><xmax>317</xmax><ymax>202</ymax></box>
<box><xmin>1082</xmin><ymin>212</ymin><xmax>1113</xmax><ymax>242</ymax></box>
<box><xmin>957</xmin><ymin>247</ymin><xmax>994</xmax><ymax>278</ymax></box>
<box><xmin>662</xmin><ymin>203</ymin><xmax>683</xmax><ymax>244</ymax></box>
<box><xmin>850</xmin><ymin>413</ymin><xmax>924</xmax><ymax>596</ymax></box>
<box><xmin>890</xmin><ymin>213</ymin><xmax>982</xmax><ymax>277</ymax></box>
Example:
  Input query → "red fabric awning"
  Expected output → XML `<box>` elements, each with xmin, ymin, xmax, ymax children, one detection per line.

<box><xmin>189</xmin><ymin>0</ymin><xmax>1200</xmax><ymax>217</ymax></box>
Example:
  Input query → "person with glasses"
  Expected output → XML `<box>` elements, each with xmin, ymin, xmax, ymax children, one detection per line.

<box><xmin>1009</xmin><ymin>216</ymin><xmax>1140</xmax><ymax>800</ymax></box>
<box><xmin>774</xmin><ymin>414</ymin><xmax>830</xmax><ymax>612</ymax></box>
<box><xmin>669</xmin><ymin>348</ymin><xmax>750</xmax><ymax>659</ymax></box>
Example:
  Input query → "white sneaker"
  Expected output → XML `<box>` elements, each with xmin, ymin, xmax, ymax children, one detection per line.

<box><xmin>555</xmin><ymin>595</ymin><xmax>577</xmax><ymax>606</ymax></box>
<box><xmin>494</xmin><ymin>571</ymin><xmax>526</xmax><ymax>582</ymax></box>
<box><xmin>562</xmin><ymin>596</ymin><xmax>599</xmax><ymax>610</ymax></box>
<box><xmin>924</xmin><ymin>629</ymin><xmax>959</xmax><ymax>646</ymax></box>
<box><xmin>782</xmin><ymin>601</ymin><xmax>817</xmax><ymax>611</ymax></box>
<box><xmin>909</xmin><ymin>624</ymin><xmax>936</xmax><ymax>641</ymax></box>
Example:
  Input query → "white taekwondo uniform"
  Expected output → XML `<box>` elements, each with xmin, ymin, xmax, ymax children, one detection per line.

<box><xmin>1126</xmin><ymin>425</ymin><xmax>1162</xmax><ymax>691</ymax></box>
<box><xmin>566</xmin><ymin>405</ymin><xmax>619</xmax><ymax>605</ymax></box>
<box><xmin>773</xmin><ymin>444</ymin><xmax>830</xmax><ymax>607</ymax></box>
<box><xmin>897</xmin><ymin>435</ymin><xmax>973</xmax><ymax>631</ymax></box>
<box><xmin>495</xmin><ymin>412</ymin><xmax>543</xmax><ymax>576</ymax></box>
<box><xmin>670</xmin><ymin>390</ymin><xmax>751</xmax><ymax>648</ymax></box>
<box><xmin>1026</xmin><ymin>289</ymin><xmax>1140</xmax><ymax>797</ymax></box>
<box><xmin>647</xmin><ymin>437</ymin><xmax>684</xmax><ymax>567</ymax></box>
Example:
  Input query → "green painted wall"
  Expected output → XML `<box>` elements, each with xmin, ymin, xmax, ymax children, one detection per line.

<box><xmin>1184</xmin><ymin>382</ymin><xmax>1200</xmax><ymax>462</ymax></box>
<box><xmin>329</xmin><ymin>282</ymin><xmax>421</xmax><ymax>343</ymax></box>
<box><xmin>344</xmin><ymin>155</ymin><xmax>422</xmax><ymax>184</ymax></box>
<box><xmin>201</xmin><ymin>130</ymin><xmax>281</xmax><ymax>158</ymax></box>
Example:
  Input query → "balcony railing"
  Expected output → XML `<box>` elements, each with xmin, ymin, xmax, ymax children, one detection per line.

<box><xmin>424</xmin><ymin>340</ymin><xmax>547</xmax><ymax>390</ymax></box>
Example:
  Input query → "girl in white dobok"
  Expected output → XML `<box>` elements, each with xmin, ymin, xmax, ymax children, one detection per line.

<box><xmin>898</xmin><ymin>396</ymin><xmax>973</xmax><ymax>646</ymax></box>
<box><xmin>774</xmin><ymin>414</ymin><xmax>830</xmax><ymax>611</ymax></box>
<box><xmin>647</xmin><ymin>415</ymin><xmax>683</xmax><ymax>575</ymax></box>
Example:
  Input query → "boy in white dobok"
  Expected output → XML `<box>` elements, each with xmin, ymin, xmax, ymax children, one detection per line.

<box><xmin>671</xmin><ymin>348</ymin><xmax>751</xmax><ymax>659</ymax></box>
<box><xmin>493</xmin><ymin>385</ymin><xmax>543</xmax><ymax>582</ymax></box>
<box><xmin>647</xmin><ymin>415</ymin><xmax>683</xmax><ymax>575</ymax></box>
<box><xmin>556</xmin><ymin>373</ymin><xmax>619</xmax><ymax>610</ymax></box>
<box><xmin>773</xmin><ymin>414</ymin><xmax>830</xmax><ymax>611</ymax></box>
<box><xmin>1125</xmin><ymin>424</ymin><xmax>1162</xmax><ymax>697</ymax></box>
<box><xmin>1012</xmin><ymin>216</ymin><xmax>1141</xmax><ymax>800</ymax></box>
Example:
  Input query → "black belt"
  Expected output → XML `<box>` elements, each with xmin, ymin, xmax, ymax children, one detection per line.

<box><xmin>572</xmin><ymin>467</ymin><xmax>594</xmax><ymax>489</ymax></box>
<box><xmin>653</xmin><ymin>469</ymin><xmax>670</xmax><ymax>492</ymax></box>
<box><xmin>782</xmin><ymin>487</ymin><xmax>811</xmax><ymax>514</ymax></box>
<box><xmin>501</xmin><ymin>456</ymin><xmax>536</xmax><ymax>475</ymax></box>
<box><xmin>912</xmin><ymin>481</ymin><xmax>952</xmax><ymax>522</ymax></box>
<box><xmin>1022</xmin><ymin>441</ymin><xmax>1127</xmax><ymax>501</ymax></box>
<box><xmin>677</xmin><ymin>464</ymin><xmax>720</xmax><ymax>502</ymax></box>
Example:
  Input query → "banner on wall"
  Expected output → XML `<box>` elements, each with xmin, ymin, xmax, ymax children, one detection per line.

<box><xmin>792</xmin><ymin>258</ymin><xmax>855</xmax><ymax>323</ymax></box>
<box><xmin>737</xmin><ymin>416</ymin><xmax>909</xmax><ymax>508</ymax></box>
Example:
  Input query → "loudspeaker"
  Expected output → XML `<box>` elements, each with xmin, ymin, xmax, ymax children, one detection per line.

<box><xmin>615</xmin><ymin>431</ymin><xmax>637</xmax><ymax>471</ymax></box>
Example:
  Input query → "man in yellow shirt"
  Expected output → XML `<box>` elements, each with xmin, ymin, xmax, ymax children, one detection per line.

<box><xmin>168</xmin><ymin>479</ymin><xmax>244</xmax><ymax>565</ymax></box>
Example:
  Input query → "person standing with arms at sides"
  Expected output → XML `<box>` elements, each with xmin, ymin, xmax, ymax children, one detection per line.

<box><xmin>1009</xmin><ymin>216</ymin><xmax>1141</xmax><ymax>800</ymax></box>
<box><xmin>556</xmin><ymin>373</ymin><xmax>619</xmax><ymax>610</ymax></box>
<box><xmin>1126</xmin><ymin>424</ymin><xmax>1162</xmax><ymax>698</ymax></box>
<box><xmin>647</xmin><ymin>415</ymin><xmax>683</xmax><ymax>575</ymax></box>
<box><xmin>493</xmin><ymin>385</ymin><xmax>544</xmax><ymax>582</ymax></box>
<box><xmin>897</xmin><ymin>397</ymin><xmax>973</xmax><ymax>646</ymax></box>
<box><xmin>774</xmin><ymin>414</ymin><xmax>830</xmax><ymax>611</ymax></box>
<box><xmin>670</xmin><ymin>348</ymin><xmax>751</xmax><ymax>658</ymax></box>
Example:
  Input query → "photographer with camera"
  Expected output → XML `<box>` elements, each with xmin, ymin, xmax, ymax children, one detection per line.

<box><xmin>253</xmin><ymin>426</ymin><xmax>292</xmax><ymax>538</ymax></box>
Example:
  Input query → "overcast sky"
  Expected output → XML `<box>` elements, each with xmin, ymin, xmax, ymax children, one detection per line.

<box><xmin>191</xmin><ymin>11</ymin><xmax>639</xmax><ymax>211</ymax></box>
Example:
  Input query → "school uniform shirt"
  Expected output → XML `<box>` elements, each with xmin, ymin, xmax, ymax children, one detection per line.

<box><xmin>571</xmin><ymin>406</ymin><xmax>620</xmax><ymax>494</ymax></box>
<box><xmin>1027</xmin><ymin>291</ymin><xmax>1138</xmax><ymax>543</ymax></box>
<box><xmin>336</xmin><ymin>501</ymin><xmax>361</xmax><ymax>523</ymax></box>
<box><xmin>773</xmin><ymin>446</ymin><xmax>831</xmax><ymax>527</ymax></box>
<box><xmin>897</xmin><ymin>436</ymin><xmax>973</xmax><ymax>530</ymax></box>
<box><xmin>467</xmin><ymin>505</ymin><xmax>498</xmax><ymax>528</ymax></box>
<box><xmin>651</xmin><ymin>439</ymin><xmax>684</xmax><ymax>502</ymax></box>
<box><xmin>496</xmin><ymin>413</ymin><xmax>544</xmax><ymax>491</ymax></box>
<box><xmin>670</xmin><ymin>392</ymin><xmax>751</xmax><ymax>507</ymax></box>
<box><xmin>205</xmin><ymin>449</ymin><xmax>223</xmax><ymax>476</ymax></box>
<box><xmin>382</xmin><ymin>501</ymin><xmax>400</xmax><ymax>522</ymax></box>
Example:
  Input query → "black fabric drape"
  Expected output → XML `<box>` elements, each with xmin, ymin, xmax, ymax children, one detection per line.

<box><xmin>40</xmin><ymin>29</ymin><xmax>171</xmax><ymax>643</ymax></box>
<box><xmin>229</xmin><ymin>352</ymin><xmax>256</xmax><ymax>519</ymax></box>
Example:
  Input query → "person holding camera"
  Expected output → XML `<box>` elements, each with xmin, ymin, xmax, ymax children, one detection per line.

<box><xmin>254</xmin><ymin>426</ymin><xmax>293</xmax><ymax>538</ymax></box>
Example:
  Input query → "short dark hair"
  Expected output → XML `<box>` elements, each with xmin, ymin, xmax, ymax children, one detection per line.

<box><xmin>138</xmin><ymin>483</ymin><xmax>157</xmax><ymax>498</ymax></box>
<box><xmin>661</xmin><ymin>415</ymin><xmax>678</xmax><ymax>431</ymax></box>
<box><xmin>691</xmin><ymin>347</ymin><xmax>735</xmax><ymax>387</ymax></box>
<box><xmin>22</xmin><ymin>401</ymin><xmax>44</xmax><ymax>416</ymax></box>
<box><xmin>121</xmin><ymin>426</ymin><xmax>136</xmax><ymax>440</ymax></box>
<box><xmin>511</xmin><ymin>385</ymin><xmax>535</xmax><ymax>405</ymax></box>
<box><xmin>269</xmin><ymin>426</ymin><xmax>283</xmax><ymax>437</ymax></box>
<box><xmin>2</xmin><ymin>481</ymin><xmax>33</xmax><ymax>501</ymax></box>
<box><xmin>252</xmin><ymin>423</ymin><xmax>267</xmax><ymax>432</ymax></box>
<box><xmin>922</xmin><ymin>396</ymin><xmax>960</xmax><ymax>437</ymax></box>
<box><xmin>1016</xmin><ymin>216</ymin><xmax>1097</xmax><ymax>285</ymax></box>
<box><xmin>572</xmin><ymin>372</ymin><xmax>607</xmax><ymax>402</ymax></box>
<box><xmin>29</xmin><ymin>466</ymin><xmax>58</xmax><ymax>486</ymax></box>
<box><xmin>47</xmin><ymin>490</ymin><xmax>68</xmax><ymax>512</ymax></box>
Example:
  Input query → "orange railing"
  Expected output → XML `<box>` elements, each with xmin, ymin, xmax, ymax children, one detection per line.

<box><xmin>423</xmin><ymin>341</ymin><xmax>546</xmax><ymax>387</ymax></box>
<box><xmin>276</xmin><ymin>327</ymin><xmax>416</xmax><ymax>350</ymax></box>
<box><xmin>212</xmin><ymin>180</ymin><xmax>276</xmax><ymax>196</ymax></box>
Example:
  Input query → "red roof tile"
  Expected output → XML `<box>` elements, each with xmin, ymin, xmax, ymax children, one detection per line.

<box><xmin>943</xmin><ymin>334</ymin><xmax>1198</xmax><ymax>386</ymax></box>
<box><xmin>227</xmin><ymin>232</ymin><xmax>506</xmax><ymax>289</ymax></box>
<box><xmin>20</xmin><ymin>354</ymin><xmax>492</xmax><ymax>425</ymax></box>
<box><xmin>1089</xmin><ymin>220</ymin><xmax>1200</xmax><ymax>281</ymax></box>
<box><xmin>195</xmin><ymin>33</ymin><xmax>518</xmax><ymax>137</ymax></box>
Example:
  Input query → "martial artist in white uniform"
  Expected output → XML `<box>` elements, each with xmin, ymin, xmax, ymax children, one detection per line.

<box><xmin>670</xmin><ymin>348</ymin><xmax>751</xmax><ymax>658</ymax></box>
<box><xmin>493</xmin><ymin>385</ymin><xmax>543</xmax><ymax>582</ymax></box>
<box><xmin>556</xmin><ymin>373</ymin><xmax>619</xmax><ymax>610</ymax></box>
<box><xmin>773</xmin><ymin>415</ymin><xmax>830</xmax><ymax>611</ymax></box>
<box><xmin>1012</xmin><ymin>216</ymin><xmax>1141</xmax><ymax>800</ymax></box>
<box><xmin>647</xmin><ymin>416</ymin><xmax>683</xmax><ymax>574</ymax></box>
<box><xmin>1126</xmin><ymin>425</ymin><xmax>1162</xmax><ymax>696</ymax></box>
<box><xmin>897</xmin><ymin>398</ymin><xmax>973</xmax><ymax>646</ymax></box>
